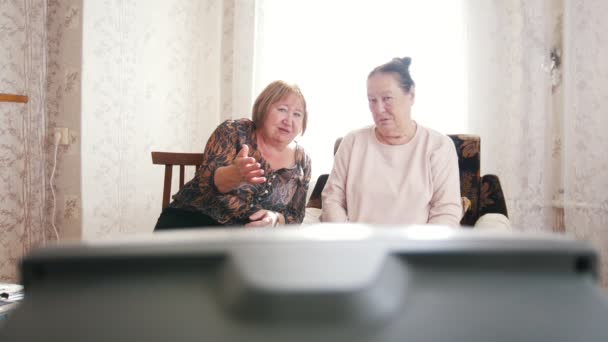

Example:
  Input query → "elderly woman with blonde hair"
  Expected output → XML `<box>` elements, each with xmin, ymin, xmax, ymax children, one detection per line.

<box><xmin>155</xmin><ymin>81</ymin><xmax>311</xmax><ymax>230</ymax></box>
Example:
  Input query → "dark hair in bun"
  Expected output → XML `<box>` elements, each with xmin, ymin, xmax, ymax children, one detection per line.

<box><xmin>368</xmin><ymin>56</ymin><xmax>415</xmax><ymax>93</ymax></box>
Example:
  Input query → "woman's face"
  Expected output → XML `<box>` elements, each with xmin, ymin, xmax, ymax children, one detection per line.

<box><xmin>367</xmin><ymin>72</ymin><xmax>414</xmax><ymax>134</ymax></box>
<box><xmin>261</xmin><ymin>92</ymin><xmax>305</xmax><ymax>145</ymax></box>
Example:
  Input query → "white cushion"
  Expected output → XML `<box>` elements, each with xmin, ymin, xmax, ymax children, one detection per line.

<box><xmin>303</xmin><ymin>207</ymin><xmax>322</xmax><ymax>224</ymax></box>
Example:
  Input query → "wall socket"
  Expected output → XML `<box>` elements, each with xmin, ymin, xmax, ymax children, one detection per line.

<box><xmin>54</xmin><ymin>127</ymin><xmax>69</xmax><ymax>145</ymax></box>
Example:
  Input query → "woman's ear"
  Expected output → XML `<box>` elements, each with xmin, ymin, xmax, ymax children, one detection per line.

<box><xmin>409</xmin><ymin>86</ymin><xmax>416</xmax><ymax>103</ymax></box>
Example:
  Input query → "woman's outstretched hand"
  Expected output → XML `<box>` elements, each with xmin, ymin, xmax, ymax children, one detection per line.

<box><xmin>214</xmin><ymin>144</ymin><xmax>266</xmax><ymax>193</ymax></box>
<box><xmin>233</xmin><ymin>144</ymin><xmax>266</xmax><ymax>184</ymax></box>
<box><xmin>246</xmin><ymin>209</ymin><xmax>282</xmax><ymax>228</ymax></box>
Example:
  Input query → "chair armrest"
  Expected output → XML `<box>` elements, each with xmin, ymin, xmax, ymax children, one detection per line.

<box><xmin>479</xmin><ymin>174</ymin><xmax>508</xmax><ymax>218</ymax></box>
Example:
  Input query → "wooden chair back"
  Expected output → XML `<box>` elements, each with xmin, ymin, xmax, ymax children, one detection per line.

<box><xmin>151</xmin><ymin>152</ymin><xmax>204</xmax><ymax>209</ymax></box>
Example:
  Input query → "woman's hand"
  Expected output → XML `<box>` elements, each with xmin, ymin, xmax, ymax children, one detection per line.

<box><xmin>214</xmin><ymin>144</ymin><xmax>266</xmax><ymax>193</ymax></box>
<box><xmin>245</xmin><ymin>209</ymin><xmax>283</xmax><ymax>228</ymax></box>
<box><xmin>233</xmin><ymin>144</ymin><xmax>266</xmax><ymax>184</ymax></box>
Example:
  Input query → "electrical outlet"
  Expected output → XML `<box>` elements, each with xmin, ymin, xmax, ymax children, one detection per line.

<box><xmin>54</xmin><ymin>127</ymin><xmax>69</xmax><ymax>145</ymax></box>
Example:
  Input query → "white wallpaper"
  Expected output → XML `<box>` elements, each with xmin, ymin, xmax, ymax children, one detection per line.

<box><xmin>465</xmin><ymin>0</ymin><xmax>560</xmax><ymax>232</ymax></box>
<box><xmin>466</xmin><ymin>0</ymin><xmax>608</xmax><ymax>286</ymax></box>
<box><xmin>563</xmin><ymin>0</ymin><xmax>608</xmax><ymax>287</ymax></box>
<box><xmin>81</xmin><ymin>0</ymin><xmax>223</xmax><ymax>238</ymax></box>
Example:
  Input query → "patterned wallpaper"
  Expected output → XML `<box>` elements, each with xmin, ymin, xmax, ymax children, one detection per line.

<box><xmin>78</xmin><ymin>0</ymin><xmax>255</xmax><ymax>239</ymax></box>
<box><xmin>46</xmin><ymin>0</ymin><xmax>83</xmax><ymax>240</ymax></box>
<box><xmin>0</xmin><ymin>0</ymin><xmax>48</xmax><ymax>282</ymax></box>
<box><xmin>563</xmin><ymin>0</ymin><xmax>608</xmax><ymax>288</ymax></box>
<box><xmin>0</xmin><ymin>0</ymin><xmax>246</xmax><ymax>280</ymax></box>
<box><xmin>80</xmin><ymin>0</ymin><xmax>224</xmax><ymax>238</ymax></box>
<box><xmin>465</xmin><ymin>0</ymin><xmax>561</xmax><ymax>232</ymax></box>
<box><xmin>466</xmin><ymin>0</ymin><xmax>608</xmax><ymax>287</ymax></box>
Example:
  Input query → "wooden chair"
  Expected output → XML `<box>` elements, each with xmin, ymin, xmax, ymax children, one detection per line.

<box><xmin>151</xmin><ymin>152</ymin><xmax>204</xmax><ymax>209</ymax></box>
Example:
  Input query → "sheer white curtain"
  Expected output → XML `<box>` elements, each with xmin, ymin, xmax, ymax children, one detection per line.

<box><xmin>253</xmin><ymin>0</ymin><xmax>467</xmax><ymax>180</ymax></box>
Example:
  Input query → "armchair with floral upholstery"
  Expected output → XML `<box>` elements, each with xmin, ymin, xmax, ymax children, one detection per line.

<box><xmin>305</xmin><ymin>134</ymin><xmax>509</xmax><ymax>227</ymax></box>
<box><xmin>448</xmin><ymin>134</ymin><xmax>508</xmax><ymax>226</ymax></box>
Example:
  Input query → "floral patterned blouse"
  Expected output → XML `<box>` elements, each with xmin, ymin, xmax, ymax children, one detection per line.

<box><xmin>170</xmin><ymin>119</ymin><xmax>311</xmax><ymax>225</ymax></box>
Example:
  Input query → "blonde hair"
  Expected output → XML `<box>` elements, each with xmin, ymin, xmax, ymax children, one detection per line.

<box><xmin>252</xmin><ymin>80</ymin><xmax>308</xmax><ymax>135</ymax></box>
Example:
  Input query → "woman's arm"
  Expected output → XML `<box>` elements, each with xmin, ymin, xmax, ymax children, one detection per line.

<box><xmin>427</xmin><ymin>136</ymin><xmax>463</xmax><ymax>226</ymax></box>
<box><xmin>214</xmin><ymin>144</ymin><xmax>265</xmax><ymax>193</ymax></box>
<box><xmin>197</xmin><ymin>121</ymin><xmax>237</xmax><ymax>176</ymax></box>
<box><xmin>321</xmin><ymin>136</ymin><xmax>351</xmax><ymax>222</ymax></box>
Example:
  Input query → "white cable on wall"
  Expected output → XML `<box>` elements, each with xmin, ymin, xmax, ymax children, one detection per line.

<box><xmin>49</xmin><ymin>131</ymin><xmax>61</xmax><ymax>240</ymax></box>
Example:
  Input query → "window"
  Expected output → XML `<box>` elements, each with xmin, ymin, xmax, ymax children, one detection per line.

<box><xmin>254</xmin><ymin>0</ymin><xmax>467</xmax><ymax>180</ymax></box>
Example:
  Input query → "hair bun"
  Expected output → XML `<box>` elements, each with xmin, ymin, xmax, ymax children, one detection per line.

<box><xmin>369</xmin><ymin>56</ymin><xmax>415</xmax><ymax>91</ymax></box>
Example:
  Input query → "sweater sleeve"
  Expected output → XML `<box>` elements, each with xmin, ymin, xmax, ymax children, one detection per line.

<box><xmin>427</xmin><ymin>136</ymin><xmax>463</xmax><ymax>226</ymax></box>
<box><xmin>321</xmin><ymin>134</ymin><xmax>352</xmax><ymax>222</ymax></box>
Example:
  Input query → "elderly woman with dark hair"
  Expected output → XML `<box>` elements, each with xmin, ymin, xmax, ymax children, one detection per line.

<box><xmin>321</xmin><ymin>57</ymin><xmax>462</xmax><ymax>226</ymax></box>
<box><xmin>155</xmin><ymin>81</ymin><xmax>311</xmax><ymax>230</ymax></box>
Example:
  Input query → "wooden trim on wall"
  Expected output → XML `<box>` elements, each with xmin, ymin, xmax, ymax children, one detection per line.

<box><xmin>0</xmin><ymin>93</ymin><xmax>29</xmax><ymax>103</ymax></box>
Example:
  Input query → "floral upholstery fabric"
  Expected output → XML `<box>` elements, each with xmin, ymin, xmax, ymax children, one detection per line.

<box><xmin>448</xmin><ymin>134</ymin><xmax>508</xmax><ymax>226</ymax></box>
<box><xmin>479</xmin><ymin>174</ymin><xmax>508</xmax><ymax>218</ymax></box>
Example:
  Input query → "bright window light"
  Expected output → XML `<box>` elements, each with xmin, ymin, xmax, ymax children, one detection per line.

<box><xmin>254</xmin><ymin>0</ymin><xmax>467</xmax><ymax>180</ymax></box>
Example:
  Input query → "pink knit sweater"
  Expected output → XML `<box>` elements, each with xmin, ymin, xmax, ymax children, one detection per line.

<box><xmin>321</xmin><ymin>124</ymin><xmax>462</xmax><ymax>226</ymax></box>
